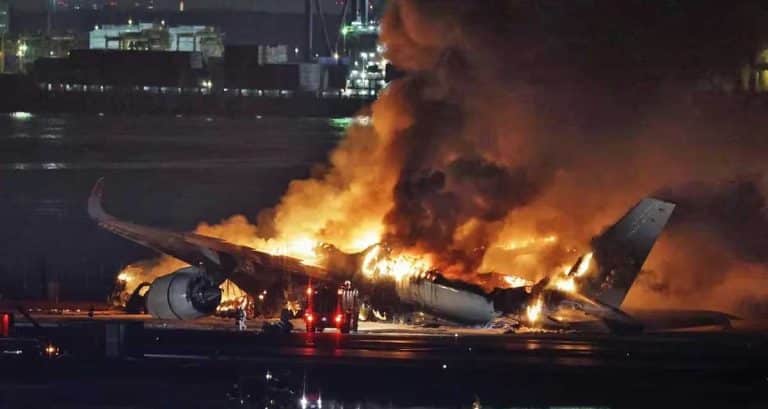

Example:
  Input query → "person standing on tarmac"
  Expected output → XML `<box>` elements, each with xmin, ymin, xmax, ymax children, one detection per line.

<box><xmin>340</xmin><ymin>280</ymin><xmax>360</xmax><ymax>332</ymax></box>
<box><xmin>235</xmin><ymin>297</ymin><xmax>248</xmax><ymax>331</ymax></box>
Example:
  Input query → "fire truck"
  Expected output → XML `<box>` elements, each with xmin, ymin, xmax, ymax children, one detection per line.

<box><xmin>304</xmin><ymin>282</ymin><xmax>359</xmax><ymax>333</ymax></box>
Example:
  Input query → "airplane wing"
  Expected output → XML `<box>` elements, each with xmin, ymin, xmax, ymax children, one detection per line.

<box><xmin>88</xmin><ymin>179</ymin><xmax>329</xmax><ymax>288</ymax></box>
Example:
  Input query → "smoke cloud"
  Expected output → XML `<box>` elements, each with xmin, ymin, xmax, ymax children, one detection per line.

<box><xmin>373</xmin><ymin>0</ymin><xmax>768</xmax><ymax>315</ymax></box>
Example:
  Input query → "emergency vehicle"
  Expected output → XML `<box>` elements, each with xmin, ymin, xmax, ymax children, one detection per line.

<box><xmin>304</xmin><ymin>281</ymin><xmax>359</xmax><ymax>333</ymax></box>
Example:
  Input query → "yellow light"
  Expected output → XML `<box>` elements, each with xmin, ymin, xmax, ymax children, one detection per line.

<box><xmin>45</xmin><ymin>345</ymin><xmax>58</xmax><ymax>356</ymax></box>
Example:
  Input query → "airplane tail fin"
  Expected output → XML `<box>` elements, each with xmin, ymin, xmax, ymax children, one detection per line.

<box><xmin>581</xmin><ymin>198</ymin><xmax>675</xmax><ymax>308</ymax></box>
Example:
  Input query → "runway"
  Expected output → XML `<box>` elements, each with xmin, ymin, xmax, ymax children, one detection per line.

<box><xmin>3</xmin><ymin>313</ymin><xmax>768</xmax><ymax>408</ymax></box>
<box><xmin>10</xmin><ymin>312</ymin><xmax>768</xmax><ymax>369</ymax></box>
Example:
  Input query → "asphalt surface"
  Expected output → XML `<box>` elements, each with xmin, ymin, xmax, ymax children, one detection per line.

<box><xmin>2</xmin><ymin>314</ymin><xmax>767</xmax><ymax>408</ymax></box>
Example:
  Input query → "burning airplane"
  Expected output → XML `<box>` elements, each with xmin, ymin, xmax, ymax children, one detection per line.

<box><xmin>90</xmin><ymin>179</ymin><xmax>732</xmax><ymax>333</ymax></box>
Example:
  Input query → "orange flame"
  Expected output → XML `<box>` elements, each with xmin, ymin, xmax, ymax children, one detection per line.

<box><xmin>361</xmin><ymin>244</ymin><xmax>433</xmax><ymax>282</ymax></box>
<box><xmin>526</xmin><ymin>297</ymin><xmax>544</xmax><ymax>323</ymax></box>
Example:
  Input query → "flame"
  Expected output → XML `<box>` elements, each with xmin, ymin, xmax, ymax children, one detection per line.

<box><xmin>500</xmin><ymin>235</ymin><xmax>558</xmax><ymax>251</ymax></box>
<box><xmin>575</xmin><ymin>252</ymin><xmax>593</xmax><ymax>277</ymax></box>
<box><xmin>216</xmin><ymin>280</ymin><xmax>249</xmax><ymax>312</ymax></box>
<box><xmin>348</xmin><ymin>228</ymin><xmax>382</xmax><ymax>253</ymax></box>
<box><xmin>526</xmin><ymin>297</ymin><xmax>544</xmax><ymax>323</ymax></box>
<box><xmin>362</xmin><ymin>245</ymin><xmax>432</xmax><ymax>281</ymax></box>
<box><xmin>547</xmin><ymin>251</ymin><xmax>595</xmax><ymax>294</ymax></box>
<box><xmin>257</xmin><ymin>236</ymin><xmax>320</xmax><ymax>264</ymax></box>
<box><xmin>503</xmin><ymin>275</ymin><xmax>529</xmax><ymax>288</ymax></box>
<box><xmin>554</xmin><ymin>277</ymin><xmax>576</xmax><ymax>293</ymax></box>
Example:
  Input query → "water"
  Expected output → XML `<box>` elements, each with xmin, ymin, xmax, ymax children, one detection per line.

<box><xmin>0</xmin><ymin>113</ymin><xmax>344</xmax><ymax>301</ymax></box>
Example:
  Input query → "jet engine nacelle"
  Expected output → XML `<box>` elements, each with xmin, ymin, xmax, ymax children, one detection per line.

<box><xmin>145</xmin><ymin>267</ymin><xmax>222</xmax><ymax>320</ymax></box>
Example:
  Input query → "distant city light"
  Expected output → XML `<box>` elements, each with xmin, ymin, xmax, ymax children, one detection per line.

<box><xmin>10</xmin><ymin>112</ymin><xmax>33</xmax><ymax>120</ymax></box>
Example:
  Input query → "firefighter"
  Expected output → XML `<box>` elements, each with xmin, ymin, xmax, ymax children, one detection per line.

<box><xmin>340</xmin><ymin>280</ymin><xmax>359</xmax><ymax>332</ymax></box>
<box><xmin>235</xmin><ymin>297</ymin><xmax>248</xmax><ymax>331</ymax></box>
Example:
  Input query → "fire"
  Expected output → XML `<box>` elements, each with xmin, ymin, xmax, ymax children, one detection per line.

<box><xmin>348</xmin><ymin>228</ymin><xmax>382</xmax><ymax>253</ymax></box>
<box><xmin>216</xmin><ymin>280</ymin><xmax>249</xmax><ymax>313</ymax></box>
<box><xmin>554</xmin><ymin>277</ymin><xmax>576</xmax><ymax>293</ymax></box>
<box><xmin>526</xmin><ymin>297</ymin><xmax>544</xmax><ymax>323</ymax></box>
<box><xmin>500</xmin><ymin>235</ymin><xmax>558</xmax><ymax>251</ymax></box>
<box><xmin>548</xmin><ymin>252</ymin><xmax>594</xmax><ymax>294</ymax></box>
<box><xmin>257</xmin><ymin>236</ymin><xmax>320</xmax><ymax>265</ymax></box>
<box><xmin>112</xmin><ymin>258</ymin><xmax>251</xmax><ymax>311</ymax></box>
<box><xmin>362</xmin><ymin>244</ymin><xmax>432</xmax><ymax>282</ymax></box>
<box><xmin>575</xmin><ymin>252</ymin><xmax>593</xmax><ymax>277</ymax></box>
<box><xmin>503</xmin><ymin>275</ymin><xmax>529</xmax><ymax>288</ymax></box>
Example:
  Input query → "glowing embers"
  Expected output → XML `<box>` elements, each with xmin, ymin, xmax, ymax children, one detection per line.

<box><xmin>361</xmin><ymin>244</ymin><xmax>433</xmax><ymax>282</ymax></box>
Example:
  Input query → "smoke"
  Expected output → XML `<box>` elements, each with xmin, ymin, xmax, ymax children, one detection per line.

<box><xmin>122</xmin><ymin>0</ymin><xmax>768</xmax><ymax>316</ymax></box>
<box><xmin>371</xmin><ymin>0</ymin><xmax>768</xmax><ymax>314</ymax></box>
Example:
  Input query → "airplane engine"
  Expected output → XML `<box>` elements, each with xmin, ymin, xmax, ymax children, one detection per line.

<box><xmin>145</xmin><ymin>267</ymin><xmax>222</xmax><ymax>320</ymax></box>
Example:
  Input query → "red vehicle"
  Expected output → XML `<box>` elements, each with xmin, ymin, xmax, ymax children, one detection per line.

<box><xmin>304</xmin><ymin>282</ymin><xmax>359</xmax><ymax>334</ymax></box>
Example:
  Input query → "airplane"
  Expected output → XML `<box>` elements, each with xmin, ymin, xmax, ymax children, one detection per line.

<box><xmin>88</xmin><ymin>179</ymin><xmax>735</xmax><ymax>334</ymax></box>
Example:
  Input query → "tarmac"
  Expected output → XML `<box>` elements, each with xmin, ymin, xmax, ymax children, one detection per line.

<box><xmin>1</xmin><ymin>311</ymin><xmax>766</xmax><ymax>408</ymax></box>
